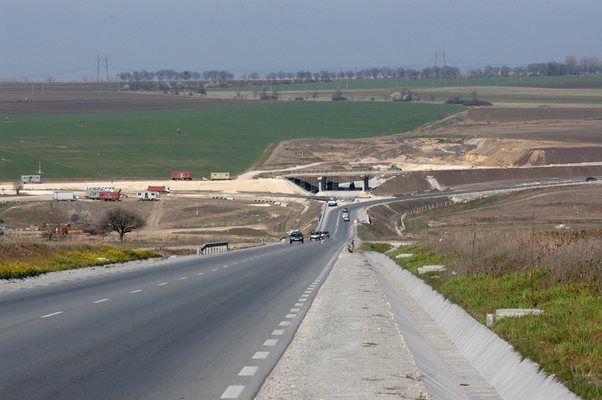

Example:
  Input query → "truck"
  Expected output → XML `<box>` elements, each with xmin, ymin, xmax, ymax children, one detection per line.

<box><xmin>210</xmin><ymin>172</ymin><xmax>230</xmax><ymax>180</ymax></box>
<box><xmin>147</xmin><ymin>185</ymin><xmax>170</xmax><ymax>193</ymax></box>
<box><xmin>21</xmin><ymin>175</ymin><xmax>41</xmax><ymax>184</ymax></box>
<box><xmin>53</xmin><ymin>192</ymin><xmax>76</xmax><ymax>201</ymax></box>
<box><xmin>137</xmin><ymin>190</ymin><xmax>159</xmax><ymax>201</ymax></box>
<box><xmin>86</xmin><ymin>186</ymin><xmax>115</xmax><ymax>199</ymax></box>
<box><xmin>171</xmin><ymin>171</ymin><xmax>192</xmax><ymax>181</ymax></box>
<box><xmin>99</xmin><ymin>191</ymin><xmax>120</xmax><ymax>201</ymax></box>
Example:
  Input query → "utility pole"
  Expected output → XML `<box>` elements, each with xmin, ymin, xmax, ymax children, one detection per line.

<box><xmin>105</xmin><ymin>55</ymin><xmax>110</xmax><ymax>91</ymax></box>
<box><xmin>96</xmin><ymin>55</ymin><xmax>101</xmax><ymax>84</ymax></box>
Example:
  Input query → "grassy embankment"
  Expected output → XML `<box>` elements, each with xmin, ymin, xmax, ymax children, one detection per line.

<box><xmin>0</xmin><ymin>242</ymin><xmax>160</xmax><ymax>279</ymax></box>
<box><xmin>0</xmin><ymin>102</ymin><xmax>460</xmax><ymax>180</ymax></box>
<box><xmin>365</xmin><ymin>234</ymin><xmax>601</xmax><ymax>400</ymax></box>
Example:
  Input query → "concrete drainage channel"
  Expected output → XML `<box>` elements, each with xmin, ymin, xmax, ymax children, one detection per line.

<box><xmin>365</xmin><ymin>252</ymin><xmax>579</xmax><ymax>400</ymax></box>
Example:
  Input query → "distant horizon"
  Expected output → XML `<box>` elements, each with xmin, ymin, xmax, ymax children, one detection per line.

<box><xmin>2</xmin><ymin>56</ymin><xmax>601</xmax><ymax>83</ymax></box>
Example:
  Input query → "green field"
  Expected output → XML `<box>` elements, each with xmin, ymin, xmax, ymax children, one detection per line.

<box><xmin>0</xmin><ymin>102</ymin><xmax>461</xmax><ymax>180</ymax></box>
<box><xmin>211</xmin><ymin>74</ymin><xmax>602</xmax><ymax>93</ymax></box>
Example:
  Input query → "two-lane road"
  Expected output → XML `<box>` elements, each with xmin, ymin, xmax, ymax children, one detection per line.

<box><xmin>0</xmin><ymin>208</ymin><xmax>353</xmax><ymax>400</ymax></box>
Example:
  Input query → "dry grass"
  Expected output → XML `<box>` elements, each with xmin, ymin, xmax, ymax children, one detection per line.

<box><xmin>431</xmin><ymin>228</ymin><xmax>602</xmax><ymax>294</ymax></box>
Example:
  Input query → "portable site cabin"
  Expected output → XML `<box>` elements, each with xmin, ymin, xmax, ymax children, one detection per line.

<box><xmin>85</xmin><ymin>186</ymin><xmax>115</xmax><ymax>199</ymax></box>
<box><xmin>137</xmin><ymin>190</ymin><xmax>159</xmax><ymax>201</ymax></box>
<box><xmin>21</xmin><ymin>175</ymin><xmax>41</xmax><ymax>183</ymax></box>
<box><xmin>210</xmin><ymin>172</ymin><xmax>230</xmax><ymax>180</ymax></box>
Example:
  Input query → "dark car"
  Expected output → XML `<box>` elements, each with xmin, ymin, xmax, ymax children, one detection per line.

<box><xmin>585</xmin><ymin>176</ymin><xmax>597</xmax><ymax>182</ymax></box>
<box><xmin>289</xmin><ymin>231</ymin><xmax>304</xmax><ymax>244</ymax></box>
<box><xmin>320</xmin><ymin>231</ymin><xmax>330</xmax><ymax>239</ymax></box>
<box><xmin>309</xmin><ymin>231</ymin><xmax>321</xmax><ymax>241</ymax></box>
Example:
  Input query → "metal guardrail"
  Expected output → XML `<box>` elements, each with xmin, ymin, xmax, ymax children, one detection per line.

<box><xmin>197</xmin><ymin>241</ymin><xmax>229</xmax><ymax>255</ymax></box>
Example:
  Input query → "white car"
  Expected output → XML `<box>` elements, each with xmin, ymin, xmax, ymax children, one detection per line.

<box><xmin>327</xmin><ymin>198</ymin><xmax>337</xmax><ymax>207</ymax></box>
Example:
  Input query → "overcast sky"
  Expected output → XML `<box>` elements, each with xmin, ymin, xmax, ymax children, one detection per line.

<box><xmin>1</xmin><ymin>0</ymin><xmax>601</xmax><ymax>80</ymax></box>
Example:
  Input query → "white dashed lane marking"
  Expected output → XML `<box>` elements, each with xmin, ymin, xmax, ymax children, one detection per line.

<box><xmin>211</xmin><ymin>268</ymin><xmax>218</xmax><ymax>272</ymax></box>
<box><xmin>93</xmin><ymin>298</ymin><xmax>109</xmax><ymax>304</ymax></box>
<box><xmin>285</xmin><ymin>314</ymin><xmax>296</xmax><ymax>319</ymax></box>
<box><xmin>130</xmin><ymin>289</ymin><xmax>142</xmax><ymax>294</ymax></box>
<box><xmin>198</xmin><ymin>272</ymin><xmax>204</xmax><ymax>276</ymax></box>
<box><xmin>41</xmin><ymin>311</ymin><xmax>63</xmax><ymax>318</ymax></box>
<box><xmin>294</xmin><ymin>303</ymin><xmax>303</xmax><ymax>307</ymax></box>
<box><xmin>221</xmin><ymin>385</ymin><xmax>245</xmax><ymax>399</ymax></box>
<box><xmin>272</xmin><ymin>329</ymin><xmax>285</xmax><ymax>335</ymax></box>
<box><xmin>238</xmin><ymin>366</ymin><xmax>258</xmax><ymax>376</ymax></box>
<box><xmin>263</xmin><ymin>339</ymin><xmax>278</xmax><ymax>346</ymax></box>
<box><xmin>290</xmin><ymin>308</ymin><xmax>300</xmax><ymax>312</ymax></box>
<box><xmin>298</xmin><ymin>298</ymin><xmax>307</xmax><ymax>302</ymax></box>
<box><xmin>180</xmin><ymin>277</ymin><xmax>188</xmax><ymax>280</ymax></box>
<box><xmin>278</xmin><ymin>321</ymin><xmax>291</xmax><ymax>326</ymax></box>
<box><xmin>252</xmin><ymin>351</ymin><xmax>270</xmax><ymax>360</ymax></box>
<box><xmin>158</xmin><ymin>282</ymin><xmax>168</xmax><ymax>286</ymax></box>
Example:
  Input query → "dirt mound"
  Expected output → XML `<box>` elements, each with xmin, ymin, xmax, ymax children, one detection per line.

<box><xmin>516</xmin><ymin>147</ymin><xmax>602</xmax><ymax>166</ymax></box>
<box><xmin>374</xmin><ymin>165</ymin><xmax>602</xmax><ymax>196</ymax></box>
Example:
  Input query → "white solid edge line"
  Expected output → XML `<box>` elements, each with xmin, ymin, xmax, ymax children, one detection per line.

<box><xmin>93</xmin><ymin>298</ymin><xmax>109</xmax><ymax>304</ymax></box>
<box><xmin>221</xmin><ymin>385</ymin><xmax>245</xmax><ymax>399</ymax></box>
<box><xmin>41</xmin><ymin>311</ymin><xmax>63</xmax><ymax>318</ymax></box>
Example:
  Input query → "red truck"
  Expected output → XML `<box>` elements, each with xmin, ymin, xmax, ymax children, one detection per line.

<box><xmin>171</xmin><ymin>171</ymin><xmax>192</xmax><ymax>180</ymax></box>
<box><xmin>147</xmin><ymin>185</ymin><xmax>171</xmax><ymax>193</ymax></box>
<box><xmin>99</xmin><ymin>191</ymin><xmax>120</xmax><ymax>201</ymax></box>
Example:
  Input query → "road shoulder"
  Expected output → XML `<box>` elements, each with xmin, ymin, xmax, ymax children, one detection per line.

<box><xmin>255</xmin><ymin>250</ymin><xmax>427</xmax><ymax>399</ymax></box>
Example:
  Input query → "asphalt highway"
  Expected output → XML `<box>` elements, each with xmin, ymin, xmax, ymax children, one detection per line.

<box><xmin>0</xmin><ymin>208</ymin><xmax>352</xmax><ymax>400</ymax></box>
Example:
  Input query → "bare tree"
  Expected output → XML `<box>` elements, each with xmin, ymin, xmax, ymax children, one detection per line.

<box><xmin>99</xmin><ymin>208</ymin><xmax>145</xmax><ymax>242</ymax></box>
<box><xmin>13</xmin><ymin>181</ymin><xmax>23</xmax><ymax>196</ymax></box>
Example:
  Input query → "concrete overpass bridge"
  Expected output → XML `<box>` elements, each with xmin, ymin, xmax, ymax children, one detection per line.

<box><xmin>283</xmin><ymin>168</ymin><xmax>401</xmax><ymax>192</ymax></box>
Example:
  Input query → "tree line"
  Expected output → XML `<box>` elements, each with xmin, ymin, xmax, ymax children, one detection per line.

<box><xmin>117</xmin><ymin>55</ymin><xmax>601</xmax><ymax>84</ymax></box>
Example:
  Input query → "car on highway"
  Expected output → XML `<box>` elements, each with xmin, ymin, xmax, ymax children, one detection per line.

<box><xmin>327</xmin><ymin>197</ymin><xmax>338</xmax><ymax>206</ymax></box>
<box><xmin>585</xmin><ymin>176</ymin><xmax>597</xmax><ymax>182</ymax></box>
<box><xmin>309</xmin><ymin>231</ymin><xmax>321</xmax><ymax>241</ymax></box>
<box><xmin>289</xmin><ymin>230</ymin><xmax>304</xmax><ymax>244</ymax></box>
<box><xmin>342</xmin><ymin>214</ymin><xmax>350</xmax><ymax>222</ymax></box>
<box><xmin>320</xmin><ymin>231</ymin><xmax>330</xmax><ymax>239</ymax></box>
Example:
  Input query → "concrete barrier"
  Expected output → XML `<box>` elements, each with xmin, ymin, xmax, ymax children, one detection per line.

<box><xmin>367</xmin><ymin>253</ymin><xmax>579</xmax><ymax>400</ymax></box>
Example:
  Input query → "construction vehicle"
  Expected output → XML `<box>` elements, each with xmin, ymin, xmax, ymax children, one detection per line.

<box><xmin>147</xmin><ymin>185</ymin><xmax>170</xmax><ymax>193</ymax></box>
